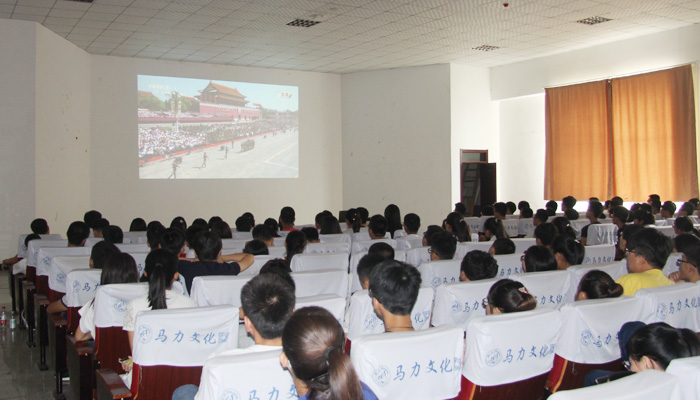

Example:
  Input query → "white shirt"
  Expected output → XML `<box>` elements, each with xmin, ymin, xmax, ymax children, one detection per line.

<box><xmin>78</xmin><ymin>301</ymin><xmax>95</xmax><ymax>337</ymax></box>
<box><xmin>122</xmin><ymin>290</ymin><xmax>197</xmax><ymax>331</ymax></box>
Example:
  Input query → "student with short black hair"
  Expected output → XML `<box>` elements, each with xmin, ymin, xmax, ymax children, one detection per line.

<box><xmin>84</xmin><ymin>210</ymin><xmax>102</xmax><ymax>231</ymax></box>
<box><xmin>489</xmin><ymin>237</ymin><xmax>515</xmax><ymax>255</ymax></box>
<box><xmin>660</xmin><ymin>201</ymin><xmax>676</xmax><ymax>219</ymax></box>
<box><xmin>403</xmin><ymin>213</ymin><xmax>420</xmax><ymax>235</ymax></box>
<box><xmin>208</xmin><ymin>216</ymin><xmax>223</xmax><ymax>229</ymax></box>
<box><xmin>170</xmin><ymin>216</ymin><xmax>187</xmax><ymax>232</ymax></box>
<box><xmin>460</xmin><ymin>250</ymin><xmax>497</xmax><ymax>282</ymax></box>
<box><xmin>235</xmin><ymin>215</ymin><xmax>252</xmax><ymax>232</ymax></box>
<box><xmin>616</xmin><ymin>228</ymin><xmax>674</xmax><ymax>296</ymax></box>
<box><xmin>300</xmin><ymin>227</ymin><xmax>320</xmax><ymax>243</ymax></box>
<box><xmin>670</xmin><ymin>241</ymin><xmax>700</xmax><ymax>284</ymax></box>
<box><xmin>320</xmin><ymin>215</ymin><xmax>342</xmax><ymax>235</ymax></box>
<box><xmin>581</xmin><ymin>201</ymin><xmax>605</xmax><ymax>246</ymax></box>
<box><xmin>129</xmin><ymin>218</ymin><xmax>147</xmax><ymax>232</ymax></box>
<box><xmin>92</xmin><ymin>218</ymin><xmax>110</xmax><ymax>238</ymax></box>
<box><xmin>367</xmin><ymin>214</ymin><xmax>388</xmax><ymax>239</ymax></box>
<box><xmin>367</xmin><ymin>242</ymin><xmax>394</xmax><ymax>260</ymax></box>
<box><xmin>484</xmin><ymin>279</ymin><xmax>536</xmax><ymax>314</ymax></box>
<box><xmin>210</xmin><ymin>221</ymin><xmax>232</xmax><ymax>239</ymax></box>
<box><xmin>429</xmin><ymin>231</ymin><xmax>457</xmax><ymax>261</ymax></box>
<box><xmin>279</xmin><ymin>206</ymin><xmax>297</xmax><ymax>231</ymax></box>
<box><xmin>191</xmin><ymin>218</ymin><xmax>208</xmax><ymax>229</ymax></box>
<box><xmin>493</xmin><ymin>202</ymin><xmax>508</xmax><ymax>220</ymax></box>
<box><xmin>518</xmin><ymin>201</ymin><xmax>530</xmax><ymax>212</ymax></box>
<box><xmin>368</xmin><ymin>260</ymin><xmax>421</xmax><ymax>332</ymax></box>
<box><xmin>252</xmin><ymin>223</ymin><xmax>274</xmax><ymax>248</ymax></box>
<box><xmin>523</xmin><ymin>245</ymin><xmax>557</xmax><ymax>272</ymax></box>
<box><xmin>564</xmin><ymin>208</ymin><xmax>579</xmax><ymax>221</ymax></box>
<box><xmin>103</xmin><ymin>225</ymin><xmax>124</xmax><ymax>244</ymax></box>
<box><xmin>67</xmin><ymin>221</ymin><xmax>90</xmax><ymax>247</ymax></box>
<box><xmin>678</xmin><ymin>202</ymin><xmax>695</xmax><ymax>217</ymax></box>
<box><xmin>264</xmin><ymin>218</ymin><xmax>281</xmax><ymax>237</ymax></box>
<box><xmin>454</xmin><ymin>202</ymin><xmax>467</xmax><ymax>218</ymax></box>
<box><xmin>160</xmin><ymin>228</ymin><xmax>186</xmax><ymax>255</ymax></box>
<box><xmin>243</xmin><ymin>239</ymin><xmax>269</xmax><ymax>256</ymax></box>
<box><xmin>147</xmin><ymin>223</ymin><xmax>165</xmax><ymax>249</ymax></box>
<box><xmin>552</xmin><ymin>235</ymin><xmax>584</xmax><ymax>270</ymax></box>
<box><xmin>357</xmin><ymin>253</ymin><xmax>386</xmax><ymax>289</ymax></box>
<box><xmin>505</xmin><ymin>201</ymin><xmax>517</xmax><ymax>215</ymax></box>
<box><xmin>673</xmin><ymin>216</ymin><xmax>700</xmax><ymax>238</ymax></box>
<box><xmin>534</xmin><ymin>222</ymin><xmax>558</xmax><ymax>248</ymax></box>
<box><xmin>259</xmin><ymin>258</ymin><xmax>294</xmax><ymax>287</ymax></box>
<box><xmin>561</xmin><ymin>196</ymin><xmax>576</xmax><ymax>212</ymax></box>
<box><xmin>185</xmin><ymin>225</ymin><xmax>206</xmax><ymax>251</ymax></box>
<box><xmin>30</xmin><ymin>218</ymin><xmax>50</xmax><ymax>235</ymax></box>
<box><xmin>422</xmin><ymin>225</ymin><xmax>444</xmax><ymax>247</ymax></box>
<box><xmin>520</xmin><ymin>207</ymin><xmax>533</xmax><ymax>219</ymax></box>
<box><xmin>533</xmin><ymin>209</ymin><xmax>549</xmax><ymax>226</ymax></box>
<box><xmin>633</xmin><ymin>210</ymin><xmax>655</xmax><ymax>226</ymax></box>
<box><xmin>545</xmin><ymin>200</ymin><xmax>558</xmax><ymax>215</ymax></box>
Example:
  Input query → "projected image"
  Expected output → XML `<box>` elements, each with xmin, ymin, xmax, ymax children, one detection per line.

<box><xmin>138</xmin><ymin>75</ymin><xmax>298</xmax><ymax>179</ymax></box>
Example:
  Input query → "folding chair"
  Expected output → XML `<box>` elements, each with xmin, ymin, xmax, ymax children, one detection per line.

<box><xmin>396</xmin><ymin>234</ymin><xmax>424</xmax><ymax>250</ymax></box>
<box><xmin>635</xmin><ymin>282</ymin><xmax>700</xmax><ymax>331</ymax></box>
<box><xmin>547</xmin><ymin>369</ymin><xmax>679</xmax><ymax>400</ymax></box>
<box><xmin>351</xmin><ymin>325</ymin><xmax>464</xmax><ymax>399</ymax></box>
<box><xmin>457</xmin><ymin>309</ymin><xmax>560</xmax><ymax>400</ymax></box>
<box><xmin>431</xmin><ymin>278</ymin><xmax>497</xmax><ymax>330</ymax></box>
<box><xmin>654</xmin><ymin>225</ymin><xmax>676</xmax><ymax>238</ymax></box>
<box><xmin>511</xmin><ymin>270</ymin><xmax>570</xmax><ymax>309</ymax></box>
<box><xmin>582</xmin><ymin>245</ymin><xmax>615</xmax><ymax>265</ymax></box>
<box><xmin>238</xmin><ymin>255</ymin><xmax>275</xmax><ymax>277</ymax></box>
<box><xmin>418</xmin><ymin>259</ymin><xmax>461</xmax><ymax>289</ymax></box>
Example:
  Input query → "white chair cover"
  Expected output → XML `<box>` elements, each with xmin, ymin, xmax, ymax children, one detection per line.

<box><xmin>582</xmin><ymin>244</ymin><xmax>615</xmax><ymax>265</ymax></box>
<box><xmin>230</xmin><ymin>231</ymin><xmax>253</xmax><ymax>240</ymax></box>
<box><xmin>565</xmin><ymin>261</ymin><xmax>628</xmax><ymax>302</ymax></box>
<box><xmin>291</xmin><ymin>269</ymin><xmax>349</xmax><ymax>298</ymax></box>
<box><xmin>351</xmin><ymin>325</ymin><xmax>464</xmax><ymax>400</ymax></box>
<box><xmin>587</xmin><ymin>224</ymin><xmax>619</xmax><ymax>245</ymax></box>
<box><xmin>93</xmin><ymin>283</ymin><xmax>149</xmax><ymax>328</ymax></box>
<box><xmin>17</xmin><ymin>233</ymin><xmax>62</xmax><ymax>258</ymax></box>
<box><xmin>221</xmin><ymin>239</ymin><xmax>249</xmax><ymax>249</ymax></box>
<box><xmin>493</xmin><ymin>253</ymin><xmax>525</xmax><ymax>278</ymax></box>
<box><xmin>666</xmin><ymin>356</ymin><xmax>700</xmax><ymax>400</ymax></box>
<box><xmin>37</xmin><ymin>246</ymin><xmax>92</xmax><ymax>276</ymax></box>
<box><xmin>405</xmin><ymin>246</ymin><xmax>431</xmax><ymax>267</ymax></box>
<box><xmin>570</xmin><ymin>220</ymin><xmax>589</xmax><ymax>239</ymax></box>
<box><xmin>267</xmin><ymin>246</ymin><xmax>287</xmax><ymax>258</ymax></box>
<box><xmin>418</xmin><ymin>260</ymin><xmax>461</xmax><ymax>289</ymax></box>
<box><xmin>464</xmin><ymin>217</ymin><xmax>482</xmax><ymax>236</ymax></box>
<box><xmin>518</xmin><ymin>219</ymin><xmax>534</xmax><ymax>237</ymax></box>
<box><xmin>273</xmin><ymin>237</ymin><xmax>286</xmax><ymax>247</ymax></box>
<box><xmin>463</xmin><ymin>309</ymin><xmax>560</xmax><ymax>386</ymax></box>
<box><xmin>27</xmin><ymin>240</ymin><xmax>66</xmax><ymax>267</ymax></box>
<box><xmin>511</xmin><ymin>238</ymin><xmax>537</xmax><ymax>254</ymax></box>
<box><xmin>172</xmin><ymin>274</ymin><xmax>188</xmax><ymax>296</ymax></box>
<box><xmin>123</xmin><ymin>231</ymin><xmax>148</xmax><ymax>244</ymax></box>
<box><xmin>351</xmin><ymin>232</ymin><xmax>391</xmax><ymax>242</ymax></box>
<box><xmin>556</xmin><ymin>296</ymin><xmax>645</xmax><ymax>364</ymax></box>
<box><xmin>190</xmin><ymin>276</ymin><xmax>252</xmax><ymax>307</ymax></box>
<box><xmin>547</xmin><ymin>369</ymin><xmax>679</xmax><ymax>400</ymax></box>
<box><xmin>304</xmin><ymin>242</ymin><xmax>351</xmax><ymax>254</ymax></box>
<box><xmin>49</xmin><ymin>256</ymin><xmax>89</xmax><ymax>292</ymax></box>
<box><xmin>349</xmin><ymin>250</ymin><xmax>406</xmax><ymax>293</ymax></box>
<box><xmin>132</xmin><ymin>305</ymin><xmax>238</xmax><ymax>367</ymax></box>
<box><xmin>512</xmin><ymin>270</ymin><xmax>570</xmax><ymax>309</ymax></box>
<box><xmin>635</xmin><ymin>282</ymin><xmax>700</xmax><ymax>331</ymax></box>
<box><xmin>127</xmin><ymin>252</ymin><xmax>148</xmax><ymax>277</ymax></box>
<box><xmin>238</xmin><ymin>255</ymin><xmax>275</xmax><ymax>277</ymax></box>
<box><xmin>351</xmin><ymin>239</ymin><xmax>397</xmax><ymax>253</ymax></box>
<box><xmin>295</xmin><ymin>294</ymin><xmax>347</xmax><ymax>323</ymax></box>
<box><xmin>319</xmin><ymin>233</ymin><xmax>352</xmax><ymax>244</ymax></box>
<box><xmin>431</xmin><ymin>278</ymin><xmax>498</xmax><ymax>330</ymax></box>
<box><xmin>63</xmin><ymin>269</ymin><xmax>102</xmax><ymax>307</ymax></box>
<box><xmin>84</xmin><ymin>237</ymin><xmax>104</xmax><ymax>247</ymax></box>
<box><xmin>503</xmin><ymin>219</ymin><xmax>519</xmax><ymax>237</ymax></box>
<box><xmin>344</xmin><ymin>287</ymin><xmax>434</xmax><ymax>340</ymax></box>
<box><xmin>662</xmin><ymin>252</ymin><xmax>683</xmax><ymax>277</ymax></box>
<box><xmin>654</xmin><ymin>225</ymin><xmax>676</xmax><ymax>238</ymax></box>
<box><xmin>196</xmin><ymin>349</ymin><xmax>295</xmax><ymax>400</ymax></box>
<box><xmin>290</xmin><ymin>252</ymin><xmax>349</xmax><ymax>272</ymax></box>
<box><xmin>396</xmin><ymin>235</ymin><xmax>424</xmax><ymax>251</ymax></box>
<box><xmin>454</xmin><ymin>242</ymin><xmax>493</xmax><ymax>260</ymax></box>
<box><xmin>115</xmin><ymin>243</ymin><xmax>149</xmax><ymax>253</ymax></box>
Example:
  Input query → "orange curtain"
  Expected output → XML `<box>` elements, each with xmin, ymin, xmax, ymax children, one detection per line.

<box><xmin>611</xmin><ymin>65</ymin><xmax>698</xmax><ymax>200</ymax></box>
<box><xmin>545</xmin><ymin>80</ymin><xmax>611</xmax><ymax>200</ymax></box>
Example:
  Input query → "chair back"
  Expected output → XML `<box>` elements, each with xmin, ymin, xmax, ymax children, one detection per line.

<box><xmin>517</xmin><ymin>219</ymin><xmax>534</xmax><ymax>237</ymax></box>
<box><xmin>493</xmin><ymin>253</ymin><xmax>525</xmax><ymax>278</ymax></box>
<box><xmin>230</xmin><ymin>231</ymin><xmax>253</xmax><ymax>240</ymax></box>
<box><xmin>238</xmin><ymin>255</ymin><xmax>275</xmax><ymax>277</ymax></box>
<box><xmin>190</xmin><ymin>275</ymin><xmax>252</xmax><ymax>307</ymax></box>
<box><xmin>319</xmin><ymin>233</ymin><xmax>352</xmax><ymax>244</ymax></box>
<box><xmin>49</xmin><ymin>256</ymin><xmax>89</xmax><ymax>293</ymax></box>
<box><xmin>511</xmin><ymin>238</ymin><xmax>537</xmax><ymax>253</ymax></box>
<box><xmin>37</xmin><ymin>246</ymin><xmax>91</xmax><ymax>276</ymax></box>
<box><xmin>503</xmin><ymin>219</ymin><xmax>519</xmax><ymax>237</ymax></box>
<box><xmin>547</xmin><ymin>369</ymin><xmax>679</xmax><ymax>400</ymax></box>
<box><xmin>405</xmin><ymin>246</ymin><xmax>431</xmax><ymax>267</ymax></box>
<box><xmin>655</xmin><ymin>225</ymin><xmax>676</xmax><ymax>238</ymax></box>
<box><xmin>63</xmin><ymin>269</ymin><xmax>102</xmax><ymax>307</ymax></box>
<box><xmin>290</xmin><ymin>252</ymin><xmax>349</xmax><ymax>272</ymax></box>
<box><xmin>582</xmin><ymin>244</ymin><xmax>615</xmax><ymax>264</ymax></box>
<box><xmin>291</xmin><ymin>269</ymin><xmax>349</xmax><ymax>298</ymax></box>
<box><xmin>396</xmin><ymin>235</ymin><xmax>424</xmax><ymax>250</ymax></box>
<box><xmin>512</xmin><ymin>270</ymin><xmax>570</xmax><ymax>309</ymax></box>
<box><xmin>196</xmin><ymin>349</ymin><xmax>295</xmax><ymax>400</ymax></box>
<box><xmin>304</xmin><ymin>242</ymin><xmax>351</xmax><ymax>254</ymax></box>
<box><xmin>115</xmin><ymin>243</ymin><xmax>149</xmax><ymax>253</ymax></box>
<box><xmin>464</xmin><ymin>218</ymin><xmax>482</xmax><ymax>235</ymax></box>
<box><xmin>635</xmin><ymin>282</ymin><xmax>700</xmax><ymax>331</ymax></box>
<box><xmin>351</xmin><ymin>238</ymin><xmax>397</xmax><ymax>253</ymax></box>
<box><xmin>123</xmin><ymin>231</ymin><xmax>147</xmax><ymax>244</ymax></box>
<box><xmin>17</xmin><ymin>233</ymin><xmax>62</xmax><ymax>258</ymax></box>
<box><xmin>351</xmin><ymin>325</ymin><xmax>465</xmax><ymax>400</ymax></box>
<box><xmin>418</xmin><ymin>259</ymin><xmax>461</xmax><ymax>289</ymax></box>
<box><xmin>662</xmin><ymin>252</ymin><xmax>683</xmax><ymax>277</ymax></box>
<box><xmin>666</xmin><ymin>356</ymin><xmax>700</xmax><ymax>400</ymax></box>
<box><xmin>344</xmin><ymin>286</ymin><xmax>434</xmax><ymax>340</ymax></box>
<box><xmin>295</xmin><ymin>294</ymin><xmax>347</xmax><ymax>323</ymax></box>
<box><xmin>586</xmin><ymin>224</ymin><xmax>618</xmax><ymax>245</ymax></box>
<box><xmin>455</xmin><ymin>242</ymin><xmax>492</xmax><ymax>260</ymax></box>
<box><xmin>431</xmin><ymin>278</ymin><xmax>497</xmax><ymax>330</ymax></box>
<box><xmin>565</xmin><ymin>261</ymin><xmax>628</xmax><ymax>302</ymax></box>
<box><xmin>349</xmin><ymin>250</ymin><xmax>407</xmax><ymax>293</ymax></box>
<box><xmin>27</xmin><ymin>239</ymin><xmax>66</xmax><ymax>267</ymax></box>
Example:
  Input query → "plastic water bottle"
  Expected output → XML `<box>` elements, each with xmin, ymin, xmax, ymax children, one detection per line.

<box><xmin>0</xmin><ymin>307</ymin><xmax>6</xmax><ymax>327</ymax></box>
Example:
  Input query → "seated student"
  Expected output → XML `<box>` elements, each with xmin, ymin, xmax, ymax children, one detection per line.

<box><xmin>552</xmin><ymin>235</ymin><xmax>584</xmax><ymax>270</ymax></box>
<box><xmin>357</xmin><ymin>254</ymin><xmax>387</xmax><ymax>290</ymax></box>
<box><xmin>459</xmin><ymin>250</ymin><xmax>498</xmax><ymax>282</ymax></box>
<box><xmin>506</xmin><ymin>201</ymin><xmax>517</xmax><ymax>216</ymax></box>
<box><xmin>210</xmin><ymin>220</ymin><xmax>232</xmax><ymax>239</ymax></box>
<box><xmin>357</xmin><ymin>207</ymin><xmax>369</xmax><ymax>228</ymax></box>
<box><xmin>284</xmin><ymin>230</ymin><xmax>307</xmax><ymax>265</ymax></box>
<box><xmin>489</xmin><ymin>237</ymin><xmax>515</xmax><ymax>256</ymax></box>
<box><xmin>673</xmin><ymin>233</ymin><xmax>700</xmax><ymax>253</ymax></box>
<box><xmin>67</xmin><ymin>221</ymin><xmax>90</xmax><ymax>247</ymax></box>
<box><xmin>677</xmin><ymin>202</ymin><xmax>695</xmax><ymax>217</ymax></box>
<box><xmin>633</xmin><ymin>210</ymin><xmax>656</xmax><ymax>226</ymax></box>
<box><xmin>146</xmin><ymin>222</ymin><xmax>165</xmax><ymax>249</ymax></box>
<box><xmin>384</xmin><ymin>204</ymin><xmax>402</xmax><ymax>239</ymax></box>
<box><xmin>551</xmin><ymin>216</ymin><xmax>577</xmax><ymax>240</ymax></box>
<box><xmin>368</xmin><ymin>260</ymin><xmax>421</xmax><ymax>332</ymax></box>
<box><xmin>484</xmin><ymin>279</ymin><xmax>536</xmax><ymax>315</ymax></box>
<box><xmin>534</xmin><ymin>222</ymin><xmax>558</xmax><ymax>248</ymax></box>
<box><xmin>191</xmin><ymin>218</ymin><xmax>208</xmax><ymax>229</ymax></box>
<box><xmin>481</xmin><ymin>217</ymin><xmax>507</xmax><ymax>242</ymax></box>
<box><xmin>178</xmin><ymin>231</ymin><xmax>254</xmax><ymax>293</ymax></box>
<box><xmin>235</xmin><ymin>215</ymin><xmax>252</xmax><ymax>233</ymax></box>
<box><xmin>252</xmin><ymin>224</ymin><xmax>275</xmax><ymax>247</ymax></box>
<box><xmin>241</xmin><ymin>212</ymin><xmax>255</xmax><ymax>228</ymax></box>
<box><xmin>243</xmin><ymin>239</ymin><xmax>269</xmax><ymax>256</ymax></box>
<box><xmin>300</xmin><ymin>227</ymin><xmax>320</xmax><ymax>243</ymax></box>
<box><xmin>616</xmin><ymin>228</ymin><xmax>674</xmax><ymax>296</ymax></box>
<box><xmin>8</xmin><ymin>234</ymin><xmax>40</xmax><ymax>274</ymax></box>
<box><xmin>368</xmin><ymin>242</ymin><xmax>394</xmax><ymax>261</ymax></box>
<box><xmin>625</xmin><ymin>323</ymin><xmax>700</xmax><ymax>372</ymax></box>
<box><xmin>454</xmin><ymin>202</ymin><xmax>467</xmax><ymax>218</ymax></box>
<box><xmin>616</xmin><ymin>224</ymin><xmax>644</xmax><ymax>261</ymax></box>
<box><xmin>103</xmin><ymin>225</ymin><xmax>124</xmax><ymax>244</ymax></box>
<box><xmin>129</xmin><ymin>218</ymin><xmax>147</xmax><ymax>232</ymax></box>
<box><xmin>368</xmin><ymin>214</ymin><xmax>388</xmax><ymax>240</ymax></box>
<box><xmin>84</xmin><ymin>210</ymin><xmax>102</xmax><ymax>235</ymax></box>
<box><xmin>403</xmin><ymin>213</ymin><xmax>421</xmax><ymax>236</ymax></box>
<box><xmin>525</xmin><ymin>209</ymin><xmax>549</xmax><ymax>238</ymax></box>
<box><xmin>649</xmin><ymin>199</ymin><xmax>662</xmax><ymax>216</ymax></box>
<box><xmin>564</xmin><ymin>208</ymin><xmax>580</xmax><ymax>221</ymax></box>
<box><xmin>523</xmin><ymin>245</ymin><xmax>557</xmax><ymax>272</ymax></box>
<box><xmin>673</xmin><ymin>216</ymin><xmax>700</xmax><ymax>238</ymax></box>
<box><xmin>611</xmin><ymin>206</ymin><xmax>630</xmax><ymax>246</ymax></box>
<box><xmin>443</xmin><ymin>212</ymin><xmax>471</xmax><ymax>242</ymax></box>
<box><xmin>518</xmin><ymin>201</ymin><xmax>530</xmax><ymax>212</ymax></box>
<box><xmin>319</xmin><ymin>215</ymin><xmax>342</xmax><ymax>235</ymax></box>
<box><xmin>575</xmin><ymin>270</ymin><xmax>624</xmax><ymax>300</ymax></box>
<box><xmin>184</xmin><ymin>225</ymin><xmax>206</xmax><ymax>252</ymax></box>
<box><xmin>281</xmin><ymin>307</ymin><xmax>378</xmax><ymax>400</ymax></box>
<box><xmin>259</xmin><ymin>259</ymin><xmax>294</xmax><ymax>283</ymax></box>
<box><xmin>279</xmin><ymin>206</ymin><xmax>298</xmax><ymax>231</ymax></box>
<box><xmin>545</xmin><ymin>200</ymin><xmax>558</xmax><ymax>216</ymax></box>
<box><xmin>660</xmin><ymin>201</ymin><xmax>676</xmax><ymax>219</ymax></box>
<box><xmin>170</xmin><ymin>216</ymin><xmax>187</xmax><ymax>232</ymax></box>
<box><xmin>493</xmin><ymin>202</ymin><xmax>508</xmax><ymax>221</ymax></box>
<box><xmin>264</xmin><ymin>218</ymin><xmax>281</xmax><ymax>238</ymax></box>
<box><xmin>520</xmin><ymin>207</ymin><xmax>534</xmax><ymax>220</ymax></box>
<box><xmin>159</xmin><ymin>228</ymin><xmax>186</xmax><ymax>256</ymax></box>
<box><xmin>580</xmin><ymin>201</ymin><xmax>605</xmax><ymax>246</ymax></box>
<box><xmin>74</xmin><ymin>253</ymin><xmax>140</xmax><ymax>341</ymax></box>
<box><xmin>429</xmin><ymin>231</ymin><xmax>457</xmax><ymax>261</ymax></box>
<box><xmin>669</xmin><ymin>241</ymin><xmax>700</xmax><ymax>284</ymax></box>
<box><xmin>344</xmin><ymin>208</ymin><xmax>362</xmax><ymax>233</ymax></box>
<box><xmin>208</xmin><ymin>216</ymin><xmax>223</xmax><ymax>229</ymax></box>
<box><xmin>422</xmin><ymin>225</ymin><xmax>444</xmax><ymax>247</ymax></box>
<box><xmin>92</xmin><ymin>218</ymin><xmax>110</xmax><ymax>239</ymax></box>
<box><xmin>561</xmin><ymin>196</ymin><xmax>576</xmax><ymax>213</ymax></box>
<box><xmin>481</xmin><ymin>204</ymin><xmax>494</xmax><ymax>217</ymax></box>
<box><xmin>2</xmin><ymin>218</ymin><xmax>50</xmax><ymax>269</ymax></box>
<box><xmin>47</xmin><ymin>240</ymin><xmax>121</xmax><ymax>314</ymax></box>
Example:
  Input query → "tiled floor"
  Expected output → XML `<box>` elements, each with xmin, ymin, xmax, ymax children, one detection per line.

<box><xmin>0</xmin><ymin>271</ymin><xmax>75</xmax><ymax>400</ymax></box>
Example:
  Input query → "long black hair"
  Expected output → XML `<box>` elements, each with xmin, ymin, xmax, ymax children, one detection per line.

<box><xmin>144</xmin><ymin>248</ymin><xmax>179</xmax><ymax>310</ymax></box>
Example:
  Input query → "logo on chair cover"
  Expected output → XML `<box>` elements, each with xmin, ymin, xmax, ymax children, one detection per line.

<box><xmin>42</xmin><ymin>256</ymin><xmax>50</xmax><ymax>267</ymax></box>
<box><xmin>485</xmin><ymin>349</ymin><xmax>502</xmax><ymax>367</ymax></box>
<box><xmin>363</xmin><ymin>313</ymin><xmax>380</xmax><ymax>331</ymax></box>
<box><xmin>56</xmin><ymin>273</ymin><xmax>66</xmax><ymax>284</ymax></box>
<box><xmin>137</xmin><ymin>324</ymin><xmax>152</xmax><ymax>344</ymax></box>
<box><xmin>431</xmin><ymin>277</ymin><xmax>441</xmax><ymax>288</ymax></box>
<box><xmin>372</xmin><ymin>365</ymin><xmax>391</xmax><ymax>387</ymax></box>
<box><xmin>580</xmin><ymin>330</ymin><xmax>602</xmax><ymax>347</ymax></box>
<box><xmin>219</xmin><ymin>389</ymin><xmax>240</xmax><ymax>400</ymax></box>
<box><xmin>451</xmin><ymin>300</ymin><xmax>462</xmax><ymax>314</ymax></box>
<box><xmin>72</xmin><ymin>281</ymin><xmax>80</xmax><ymax>293</ymax></box>
<box><xmin>112</xmin><ymin>299</ymin><xmax>127</xmax><ymax>312</ymax></box>
<box><xmin>656</xmin><ymin>303</ymin><xmax>668</xmax><ymax>321</ymax></box>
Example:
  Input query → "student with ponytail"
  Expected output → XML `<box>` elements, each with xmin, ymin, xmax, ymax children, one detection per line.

<box><xmin>281</xmin><ymin>307</ymin><xmax>378</xmax><ymax>400</ymax></box>
<box><xmin>344</xmin><ymin>208</ymin><xmax>362</xmax><ymax>234</ymax></box>
<box><xmin>575</xmin><ymin>270</ymin><xmax>624</xmax><ymax>300</ymax></box>
<box><xmin>285</xmin><ymin>230</ymin><xmax>307</xmax><ymax>265</ymax></box>
<box><xmin>443</xmin><ymin>212</ymin><xmax>471</xmax><ymax>242</ymax></box>
<box><xmin>484</xmin><ymin>279</ymin><xmax>537</xmax><ymax>315</ymax></box>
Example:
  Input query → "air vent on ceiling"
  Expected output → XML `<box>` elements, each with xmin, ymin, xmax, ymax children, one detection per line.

<box><xmin>576</xmin><ymin>16</ymin><xmax>612</xmax><ymax>25</ymax></box>
<box><xmin>473</xmin><ymin>45</ymin><xmax>500</xmax><ymax>52</ymax></box>
<box><xmin>286</xmin><ymin>19</ymin><xmax>321</xmax><ymax>28</ymax></box>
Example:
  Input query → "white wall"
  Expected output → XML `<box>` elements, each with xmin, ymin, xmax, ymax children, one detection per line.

<box><xmin>35</xmin><ymin>25</ymin><xmax>92</xmax><ymax>234</ymax></box>
<box><xmin>90</xmin><ymin>56</ymin><xmax>342</xmax><ymax>228</ymax></box>
<box><xmin>449</xmin><ymin>64</ymin><xmax>499</xmax><ymax>207</ymax></box>
<box><xmin>0</xmin><ymin>19</ymin><xmax>36</xmax><ymax>256</ymax></box>
<box><xmin>341</xmin><ymin>64</ymin><xmax>452</xmax><ymax>225</ymax></box>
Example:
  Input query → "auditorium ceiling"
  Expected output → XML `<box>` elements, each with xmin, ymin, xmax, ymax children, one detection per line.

<box><xmin>1</xmin><ymin>0</ymin><xmax>699</xmax><ymax>73</ymax></box>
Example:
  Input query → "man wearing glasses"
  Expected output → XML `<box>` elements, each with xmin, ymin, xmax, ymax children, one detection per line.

<box><xmin>670</xmin><ymin>241</ymin><xmax>700</xmax><ymax>284</ymax></box>
<box><xmin>616</xmin><ymin>228</ymin><xmax>674</xmax><ymax>296</ymax></box>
